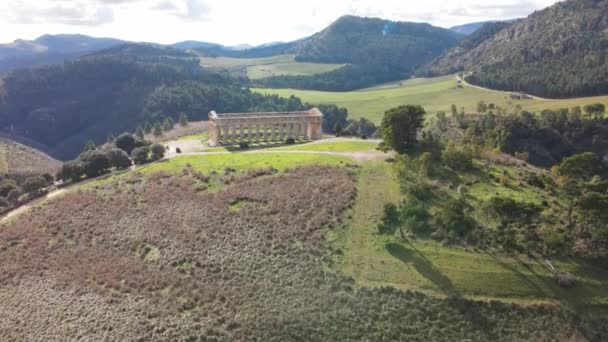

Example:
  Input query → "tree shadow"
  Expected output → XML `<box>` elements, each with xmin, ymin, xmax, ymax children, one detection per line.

<box><xmin>385</xmin><ymin>241</ymin><xmax>459</xmax><ymax>296</ymax></box>
<box><xmin>486</xmin><ymin>250</ymin><xmax>550</xmax><ymax>298</ymax></box>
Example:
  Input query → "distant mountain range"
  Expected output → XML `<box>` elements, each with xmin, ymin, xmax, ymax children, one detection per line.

<box><xmin>0</xmin><ymin>35</ymin><xmax>269</xmax><ymax>73</ymax></box>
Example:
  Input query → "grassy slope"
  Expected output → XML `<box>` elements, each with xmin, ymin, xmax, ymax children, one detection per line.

<box><xmin>139</xmin><ymin>153</ymin><xmax>351</xmax><ymax>175</ymax></box>
<box><xmin>200</xmin><ymin>54</ymin><xmax>344</xmax><ymax>79</ymax></box>
<box><xmin>253</xmin><ymin>75</ymin><xmax>608</xmax><ymax>123</ymax></box>
<box><xmin>0</xmin><ymin>145</ymin><xmax>7</xmax><ymax>174</ymax></box>
<box><xmin>332</xmin><ymin>161</ymin><xmax>608</xmax><ymax>312</ymax></box>
<box><xmin>274</xmin><ymin>140</ymin><xmax>379</xmax><ymax>152</ymax></box>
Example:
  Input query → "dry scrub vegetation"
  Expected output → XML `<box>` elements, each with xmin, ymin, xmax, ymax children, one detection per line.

<box><xmin>0</xmin><ymin>166</ymin><xmax>604</xmax><ymax>341</ymax></box>
<box><xmin>0</xmin><ymin>138</ymin><xmax>61</xmax><ymax>179</ymax></box>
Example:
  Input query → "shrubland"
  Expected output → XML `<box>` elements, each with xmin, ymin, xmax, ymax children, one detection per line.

<box><xmin>0</xmin><ymin>164</ymin><xmax>604</xmax><ymax>340</ymax></box>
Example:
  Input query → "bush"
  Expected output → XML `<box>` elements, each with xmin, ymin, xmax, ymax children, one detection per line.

<box><xmin>285</xmin><ymin>138</ymin><xmax>296</xmax><ymax>144</ymax></box>
<box><xmin>176</xmin><ymin>147</ymin><xmax>182</xmax><ymax>154</ymax></box>
<box><xmin>131</xmin><ymin>146</ymin><xmax>150</xmax><ymax>165</ymax></box>
<box><xmin>0</xmin><ymin>178</ymin><xmax>18</xmax><ymax>197</ymax></box>
<box><xmin>435</xmin><ymin>198</ymin><xmax>475</xmax><ymax>239</ymax></box>
<box><xmin>239</xmin><ymin>142</ymin><xmax>250</xmax><ymax>149</ymax></box>
<box><xmin>22</xmin><ymin>176</ymin><xmax>48</xmax><ymax>194</ymax></box>
<box><xmin>378</xmin><ymin>203</ymin><xmax>400</xmax><ymax>235</ymax></box>
<box><xmin>150</xmin><ymin>144</ymin><xmax>166</xmax><ymax>161</ymax></box>
<box><xmin>499</xmin><ymin>174</ymin><xmax>510</xmax><ymax>187</ymax></box>
<box><xmin>115</xmin><ymin>133</ymin><xmax>137</xmax><ymax>155</ymax></box>
<box><xmin>106</xmin><ymin>148</ymin><xmax>132</xmax><ymax>169</ymax></box>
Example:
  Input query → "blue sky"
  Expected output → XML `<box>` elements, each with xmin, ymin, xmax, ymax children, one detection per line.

<box><xmin>0</xmin><ymin>0</ymin><xmax>561</xmax><ymax>45</ymax></box>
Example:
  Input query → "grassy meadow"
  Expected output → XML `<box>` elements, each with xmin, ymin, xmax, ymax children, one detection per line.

<box><xmin>200</xmin><ymin>54</ymin><xmax>344</xmax><ymax>79</ymax></box>
<box><xmin>253</xmin><ymin>75</ymin><xmax>608</xmax><ymax>123</ymax></box>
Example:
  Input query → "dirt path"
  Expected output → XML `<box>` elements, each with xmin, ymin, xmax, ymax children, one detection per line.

<box><xmin>456</xmin><ymin>75</ymin><xmax>549</xmax><ymax>101</ymax></box>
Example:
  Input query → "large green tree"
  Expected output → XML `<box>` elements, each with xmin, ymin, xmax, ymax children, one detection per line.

<box><xmin>380</xmin><ymin>105</ymin><xmax>426</xmax><ymax>153</ymax></box>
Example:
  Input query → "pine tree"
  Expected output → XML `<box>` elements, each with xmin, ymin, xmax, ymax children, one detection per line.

<box><xmin>83</xmin><ymin>139</ymin><xmax>96</xmax><ymax>152</ymax></box>
<box><xmin>163</xmin><ymin>117</ymin><xmax>175</xmax><ymax>131</ymax></box>
<box><xmin>153</xmin><ymin>122</ymin><xmax>163</xmax><ymax>137</ymax></box>
<box><xmin>135</xmin><ymin>125</ymin><xmax>145</xmax><ymax>140</ymax></box>
<box><xmin>178</xmin><ymin>112</ymin><xmax>189</xmax><ymax>127</ymax></box>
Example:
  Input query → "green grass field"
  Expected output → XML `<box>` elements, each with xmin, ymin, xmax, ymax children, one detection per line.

<box><xmin>253</xmin><ymin>75</ymin><xmax>608</xmax><ymax>123</ymax></box>
<box><xmin>330</xmin><ymin>161</ymin><xmax>608</xmax><ymax>311</ymax></box>
<box><xmin>140</xmin><ymin>153</ymin><xmax>351</xmax><ymax>175</ymax></box>
<box><xmin>200</xmin><ymin>54</ymin><xmax>344</xmax><ymax>79</ymax></box>
<box><xmin>274</xmin><ymin>140</ymin><xmax>379</xmax><ymax>152</ymax></box>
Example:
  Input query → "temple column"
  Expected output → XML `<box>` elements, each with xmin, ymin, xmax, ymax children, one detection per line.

<box><xmin>271</xmin><ymin>124</ymin><xmax>276</xmax><ymax>141</ymax></box>
<box><xmin>263</xmin><ymin>124</ymin><xmax>269</xmax><ymax>142</ymax></box>
<box><xmin>288</xmin><ymin>123</ymin><xmax>294</xmax><ymax>139</ymax></box>
<box><xmin>231</xmin><ymin>125</ymin><xmax>237</xmax><ymax>144</ymax></box>
<box><xmin>255</xmin><ymin>124</ymin><xmax>261</xmax><ymax>143</ymax></box>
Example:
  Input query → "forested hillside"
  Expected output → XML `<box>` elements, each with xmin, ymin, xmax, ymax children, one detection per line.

<box><xmin>419</xmin><ymin>21</ymin><xmax>514</xmax><ymax>76</ymax></box>
<box><xmin>199</xmin><ymin>16</ymin><xmax>462</xmax><ymax>91</ymax></box>
<box><xmin>0</xmin><ymin>44</ymin><xmax>309</xmax><ymax>159</ymax></box>
<box><xmin>425</xmin><ymin>0</ymin><xmax>608</xmax><ymax>98</ymax></box>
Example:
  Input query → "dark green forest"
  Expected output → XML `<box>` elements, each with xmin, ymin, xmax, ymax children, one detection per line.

<box><xmin>0</xmin><ymin>45</ymin><xmax>312</xmax><ymax>159</ymax></box>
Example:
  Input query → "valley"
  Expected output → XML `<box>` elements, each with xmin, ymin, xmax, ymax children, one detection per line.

<box><xmin>2</xmin><ymin>0</ymin><xmax>608</xmax><ymax>340</ymax></box>
<box><xmin>254</xmin><ymin>75</ymin><xmax>608</xmax><ymax>123</ymax></box>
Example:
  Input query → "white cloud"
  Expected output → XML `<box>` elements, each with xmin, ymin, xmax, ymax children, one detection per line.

<box><xmin>0</xmin><ymin>0</ymin><xmax>561</xmax><ymax>45</ymax></box>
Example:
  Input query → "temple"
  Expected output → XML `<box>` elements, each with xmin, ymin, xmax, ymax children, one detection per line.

<box><xmin>208</xmin><ymin>108</ymin><xmax>324</xmax><ymax>146</ymax></box>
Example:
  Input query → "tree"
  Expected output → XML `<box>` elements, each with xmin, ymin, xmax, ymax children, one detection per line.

<box><xmin>441</xmin><ymin>141</ymin><xmax>473</xmax><ymax>171</ymax></box>
<box><xmin>178</xmin><ymin>112</ymin><xmax>189</xmax><ymax>126</ymax></box>
<box><xmin>57</xmin><ymin>161</ymin><xmax>85</xmax><ymax>182</ymax></box>
<box><xmin>333</xmin><ymin>121</ymin><xmax>343</xmax><ymax>136</ymax></box>
<box><xmin>554</xmin><ymin>152</ymin><xmax>602</xmax><ymax>182</ymax></box>
<box><xmin>380</xmin><ymin>105</ymin><xmax>425</xmax><ymax>153</ymax></box>
<box><xmin>135</xmin><ymin>125</ymin><xmax>145</xmax><ymax>140</ymax></box>
<box><xmin>435</xmin><ymin>198</ymin><xmax>475</xmax><ymax>240</ymax></box>
<box><xmin>401</xmin><ymin>202</ymin><xmax>431</xmax><ymax>237</ymax></box>
<box><xmin>150</xmin><ymin>144</ymin><xmax>166</xmax><ymax>161</ymax></box>
<box><xmin>144</xmin><ymin>122</ymin><xmax>152</xmax><ymax>134</ymax></box>
<box><xmin>163</xmin><ymin>117</ymin><xmax>175</xmax><ymax>131</ymax></box>
<box><xmin>83</xmin><ymin>139</ymin><xmax>96</xmax><ymax>153</ymax></box>
<box><xmin>106</xmin><ymin>148</ymin><xmax>132</xmax><ymax>169</ymax></box>
<box><xmin>81</xmin><ymin>150</ymin><xmax>111</xmax><ymax>178</ymax></box>
<box><xmin>477</xmin><ymin>101</ymin><xmax>488</xmax><ymax>113</ymax></box>
<box><xmin>583</xmin><ymin>103</ymin><xmax>605</xmax><ymax>119</ymax></box>
<box><xmin>317</xmin><ymin>104</ymin><xmax>348</xmax><ymax>132</ymax></box>
<box><xmin>131</xmin><ymin>146</ymin><xmax>150</xmax><ymax>165</ymax></box>
<box><xmin>107</xmin><ymin>133</ymin><xmax>116</xmax><ymax>144</ymax></box>
<box><xmin>22</xmin><ymin>176</ymin><xmax>48</xmax><ymax>194</ymax></box>
<box><xmin>7</xmin><ymin>188</ymin><xmax>21</xmax><ymax>205</ymax></box>
<box><xmin>115</xmin><ymin>133</ymin><xmax>137</xmax><ymax>155</ymax></box>
<box><xmin>378</xmin><ymin>203</ymin><xmax>401</xmax><ymax>235</ymax></box>
<box><xmin>450</xmin><ymin>104</ymin><xmax>458</xmax><ymax>117</ymax></box>
<box><xmin>153</xmin><ymin>122</ymin><xmax>163</xmax><ymax>137</ymax></box>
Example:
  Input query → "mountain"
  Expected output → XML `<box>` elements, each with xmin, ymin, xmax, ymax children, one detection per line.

<box><xmin>419</xmin><ymin>21</ymin><xmax>515</xmax><ymax>76</ymax></box>
<box><xmin>0</xmin><ymin>43</ymin><xmax>311</xmax><ymax>159</ymax></box>
<box><xmin>212</xmin><ymin>15</ymin><xmax>463</xmax><ymax>91</ymax></box>
<box><xmin>449</xmin><ymin>19</ymin><xmax>518</xmax><ymax>35</ymax></box>
<box><xmin>430</xmin><ymin>0</ymin><xmax>608</xmax><ymax>98</ymax></box>
<box><xmin>0</xmin><ymin>34</ymin><xmax>124</xmax><ymax>73</ymax></box>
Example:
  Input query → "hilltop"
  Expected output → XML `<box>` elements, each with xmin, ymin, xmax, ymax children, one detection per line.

<box><xmin>200</xmin><ymin>15</ymin><xmax>462</xmax><ymax>90</ymax></box>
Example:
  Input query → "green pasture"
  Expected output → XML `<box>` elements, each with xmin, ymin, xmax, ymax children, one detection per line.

<box><xmin>274</xmin><ymin>140</ymin><xmax>379</xmax><ymax>152</ymax></box>
<box><xmin>253</xmin><ymin>75</ymin><xmax>608</xmax><ymax>123</ymax></box>
<box><xmin>200</xmin><ymin>54</ymin><xmax>344</xmax><ymax>79</ymax></box>
<box><xmin>139</xmin><ymin>153</ymin><xmax>350</xmax><ymax>175</ymax></box>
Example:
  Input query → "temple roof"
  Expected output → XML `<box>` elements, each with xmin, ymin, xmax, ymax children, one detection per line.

<box><xmin>209</xmin><ymin>108</ymin><xmax>323</xmax><ymax>121</ymax></box>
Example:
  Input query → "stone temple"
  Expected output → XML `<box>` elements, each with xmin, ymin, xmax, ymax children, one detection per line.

<box><xmin>208</xmin><ymin>108</ymin><xmax>324</xmax><ymax>146</ymax></box>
